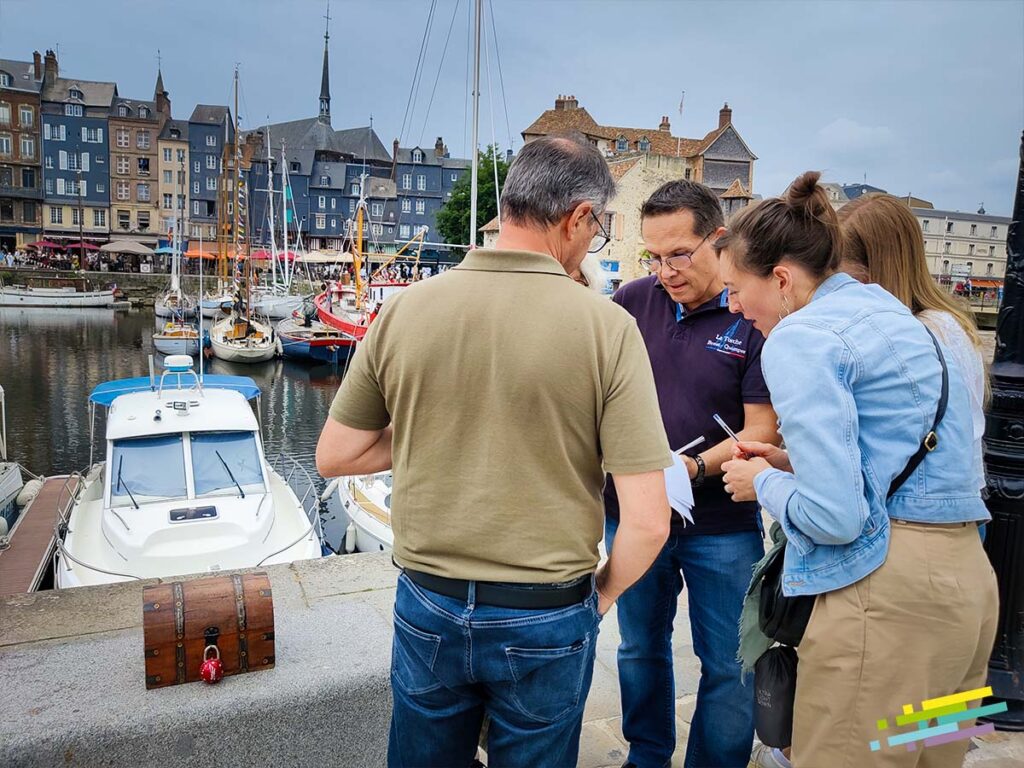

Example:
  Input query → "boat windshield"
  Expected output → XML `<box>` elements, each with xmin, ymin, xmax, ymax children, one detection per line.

<box><xmin>190</xmin><ymin>431</ymin><xmax>265</xmax><ymax>497</ymax></box>
<box><xmin>109</xmin><ymin>435</ymin><xmax>187</xmax><ymax>506</ymax></box>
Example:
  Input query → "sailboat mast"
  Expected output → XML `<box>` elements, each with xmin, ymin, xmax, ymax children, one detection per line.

<box><xmin>354</xmin><ymin>175</ymin><xmax>364</xmax><ymax>308</ymax></box>
<box><xmin>469</xmin><ymin>0</ymin><xmax>482</xmax><ymax>247</ymax></box>
<box><xmin>281</xmin><ymin>143</ymin><xmax>290</xmax><ymax>288</ymax></box>
<box><xmin>266</xmin><ymin>127</ymin><xmax>277</xmax><ymax>288</ymax></box>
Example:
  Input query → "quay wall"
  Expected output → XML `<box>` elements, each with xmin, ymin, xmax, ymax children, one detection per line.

<box><xmin>0</xmin><ymin>553</ymin><xmax>398</xmax><ymax>768</ymax></box>
<box><xmin>0</xmin><ymin>267</ymin><xmax>322</xmax><ymax>306</ymax></box>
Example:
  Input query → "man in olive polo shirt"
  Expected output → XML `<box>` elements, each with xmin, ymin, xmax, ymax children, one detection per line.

<box><xmin>317</xmin><ymin>134</ymin><xmax>673</xmax><ymax>768</ymax></box>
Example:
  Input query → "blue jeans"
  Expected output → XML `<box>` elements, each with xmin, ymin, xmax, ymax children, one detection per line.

<box><xmin>605</xmin><ymin>518</ymin><xmax>762</xmax><ymax>768</ymax></box>
<box><xmin>388</xmin><ymin>572</ymin><xmax>601</xmax><ymax>768</ymax></box>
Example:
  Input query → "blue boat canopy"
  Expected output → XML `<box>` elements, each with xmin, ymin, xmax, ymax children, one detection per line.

<box><xmin>89</xmin><ymin>375</ymin><xmax>261</xmax><ymax>407</ymax></box>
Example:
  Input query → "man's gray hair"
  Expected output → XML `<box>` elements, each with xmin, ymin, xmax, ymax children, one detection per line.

<box><xmin>501</xmin><ymin>134</ymin><xmax>616</xmax><ymax>228</ymax></box>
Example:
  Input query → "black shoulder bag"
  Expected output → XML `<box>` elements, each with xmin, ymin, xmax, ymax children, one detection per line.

<box><xmin>758</xmin><ymin>329</ymin><xmax>949</xmax><ymax>647</ymax></box>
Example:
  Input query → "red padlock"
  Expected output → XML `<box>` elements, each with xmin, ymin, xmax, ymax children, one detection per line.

<box><xmin>200</xmin><ymin>644</ymin><xmax>224</xmax><ymax>684</ymax></box>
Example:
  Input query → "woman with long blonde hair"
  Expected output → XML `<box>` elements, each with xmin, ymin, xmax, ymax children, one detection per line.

<box><xmin>838</xmin><ymin>194</ymin><xmax>988</xmax><ymax>493</ymax></box>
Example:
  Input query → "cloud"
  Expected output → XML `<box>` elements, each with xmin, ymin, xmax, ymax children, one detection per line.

<box><xmin>816</xmin><ymin>118</ymin><xmax>896</xmax><ymax>155</ymax></box>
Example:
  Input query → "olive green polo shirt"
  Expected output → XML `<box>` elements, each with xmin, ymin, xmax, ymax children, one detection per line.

<box><xmin>329</xmin><ymin>248</ymin><xmax>672</xmax><ymax>582</ymax></box>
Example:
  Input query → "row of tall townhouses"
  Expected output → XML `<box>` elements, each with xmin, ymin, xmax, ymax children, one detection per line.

<box><xmin>0</xmin><ymin>56</ymin><xmax>42</xmax><ymax>248</ymax></box>
<box><xmin>915</xmin><ymin>207</ymin><xmax>1010</xmax><ymax>287</ymax></box>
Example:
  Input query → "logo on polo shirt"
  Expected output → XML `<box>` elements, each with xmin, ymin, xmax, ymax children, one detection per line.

<box><xmin>706</xmin><ymin>318</ymin><xmax>747</xmax><ymax>359</ymax></box>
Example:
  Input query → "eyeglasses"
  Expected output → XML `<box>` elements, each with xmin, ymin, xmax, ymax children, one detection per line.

<box><xmin>639</xmin><ymin>233</ymin><xmax>712</xmax><ymax>273</ymax></box>
<box><xmin>588</xmin><ymin>210</ymin><xmax>611</xmax><ymax>254</ymax></box>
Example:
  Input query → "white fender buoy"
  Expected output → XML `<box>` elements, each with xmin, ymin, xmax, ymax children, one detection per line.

<box><xmin>320</xmin><ymin>478</ymin><xmax>340</xmax><ymax>502</ymax></box>
<box><xmin>0</xmin><ymin>517</ymin><xmax>8</xmax><ymax>538</ymax></box>
<box><xmin>344</xmin><ymin>522</ymin><xmax>357</xmax><ymax>554</ymax></box>
<box><xmin>17</xmin><ymin>478</ymin><xmax>43</xmax><ymax>507</ymax></box>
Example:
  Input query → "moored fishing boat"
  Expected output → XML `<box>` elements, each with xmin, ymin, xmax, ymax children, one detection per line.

<box><xmin>276</xmin><ymin>313</ymin><xmax>354</xmax><ymax>364</ymax></box>
<box><xmin>0</xmin><ymin>277</ymin><xmax>115</xmax><ymax>308</ymax></box>
<box><xmin>152</xmin><ymin>322</ymin><xmax>203</xmax><ymax>356</ymax></box>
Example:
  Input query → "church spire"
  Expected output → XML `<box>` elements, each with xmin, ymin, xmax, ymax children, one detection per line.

<box><xmin>318</xmin><ymin>1</ymin><xmax>331</xmax><ymax>123</ymax></box>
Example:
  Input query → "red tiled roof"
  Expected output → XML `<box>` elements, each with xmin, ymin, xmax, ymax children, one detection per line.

<box><xmin>522</xmin><ymin>107</ymin><xmax>607</xmax><ymax>138</ymax></box>
<box><xmin>480</xmin><ymin>216</ymin><xmax>500</xmax><ymax>233</ymax></box>
<box><xmin>609</xmin><ymin>158</ymin><xmax>641</xmax><ymax>180</ymax></box>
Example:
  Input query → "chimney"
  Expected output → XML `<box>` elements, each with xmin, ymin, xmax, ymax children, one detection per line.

<box><xmin>659</xmin><ymin>115</ymin><xmax>671</xmax><ymax>133</ymax></box>
<box><xmin>435</xmin><ymin>136</ymin><xmax>445</xmax><ymax>157</ymax></box>
<box><xmin>32</xmin><ymin>51</ymin><xmax>42</xmax><ymax>81</ymax></box>
<box><xmin>554</xmin><ymin>94</ymin><xmax>578</xmax><ymax>111</ymax></box>
<box><xmin>719</xmin><ymin>102</ymin><xmax>732</xmax><ymax>129</ymax></box>
<box><xmin>391</xmin><ymin>138</ymin><xmax>400</xmax><ymax>181</ymax></box>
<box><xmin>43</xmin><ymin>49</ymin><xmax>58</xmax><ymax>84</ymax></box>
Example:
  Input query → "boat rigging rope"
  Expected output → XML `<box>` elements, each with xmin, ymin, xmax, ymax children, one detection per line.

<box><xmin>487</xmin><ymin>0</ymin><xmax>515</xmax><ymax>152</ymax></box>
<box><xmin>482</xmin><ymin>4</ymin><xmax>501</xmax><ymax>226</ymax></box>
<box><xmin>399</xmin><ymin>0</ymin><xmax>438</xmax><ymax>146</ymax></box>
<box><xmin>417</xmin><ymin>0</ymin><xmax>464</xmax><ymax>148</ymax></box>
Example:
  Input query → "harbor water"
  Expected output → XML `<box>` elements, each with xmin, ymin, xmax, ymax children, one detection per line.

<box><xmin>0</xmin><ymin>306</ymin><xmax>352</xmax><ymax>551</ymax></box>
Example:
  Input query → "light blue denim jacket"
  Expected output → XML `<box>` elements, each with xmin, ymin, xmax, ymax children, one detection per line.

<box><xmin>753</xmin><ymin>273</ymin><xmax>989</xmax><ymax>597</ymax></box>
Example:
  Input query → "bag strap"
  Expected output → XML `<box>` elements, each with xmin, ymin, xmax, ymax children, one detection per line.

<box><xmin>887</xmin><ymin>328</ymin><xmax>949</xmax><ymax>499</ymax></box>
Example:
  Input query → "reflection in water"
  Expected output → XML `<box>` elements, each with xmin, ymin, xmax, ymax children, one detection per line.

<box><xmin>0</xmin><ymin>307</ymin><xmax>350</xmax><ymax>548</ymax></box>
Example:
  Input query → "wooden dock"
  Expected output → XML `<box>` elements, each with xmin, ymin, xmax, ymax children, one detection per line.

<box><xmin>0</xmin><ymin>475</ymin><xmax>75</xmax><ymax>595</ymax></box>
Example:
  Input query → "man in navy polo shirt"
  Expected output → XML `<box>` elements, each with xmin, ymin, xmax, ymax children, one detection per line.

<box><xmin>605</xmin><ymin>180</ymin><xmax>779</xmax><ymax>768</ymax></box>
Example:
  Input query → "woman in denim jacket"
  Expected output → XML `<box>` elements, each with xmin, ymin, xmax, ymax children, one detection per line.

<box><xmin>720</xmin><ymin>171</ymin><xmax>998</xmax><ymax>768</ymax></box>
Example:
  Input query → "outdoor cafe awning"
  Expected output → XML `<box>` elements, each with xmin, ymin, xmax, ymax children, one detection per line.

<box><xmin>25</xmin><ymin>240</ymin><xmax>65</xmax><ymax>250</ymax></box>
<box><xmin>969</xmin><ymin>279</ymin><xmax>1002</xmax><ymax>289</ymax></box>
<box><xmin>99</xmin><ymin>241</ymin><xmax>154</xmax><ymax>256</ymax></box>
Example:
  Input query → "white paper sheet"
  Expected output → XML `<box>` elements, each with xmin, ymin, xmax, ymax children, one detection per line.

<box><xmin>665</xmin><ymin>452</ymin><xmax>695</xmax><ymax>525</ymax></box>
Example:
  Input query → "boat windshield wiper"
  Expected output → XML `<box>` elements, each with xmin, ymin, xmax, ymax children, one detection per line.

<box><xmin>215</xmin><ymin>450</ymin><xmax>245</xmax><ymax>498</ymax></box>
<box><xmin>116</xmin><ymin>455</ymin><xmax>140</xmax><ymax>510</ymax></box>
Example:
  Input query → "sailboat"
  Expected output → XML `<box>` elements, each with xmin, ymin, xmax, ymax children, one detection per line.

<box><xmin>209</xmin><ymin>67</ymin><xmax>277</xmax><ymax>364</ymax></box>
<box><xmin>331</xmin><ymin>0</ymin><xmax>492</xmax><ymax>553</ymax></box>
<box><xmin>153</xmin><ymin>214</ymin><xmax>196</xmax><ymax>319</ymax></box>
<box><xmin>153</xmin><ymin>164</ymin><xmax>201</xmax><ymax>355</ymax></box>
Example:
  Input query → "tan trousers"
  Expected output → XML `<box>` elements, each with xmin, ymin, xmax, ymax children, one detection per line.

<box><xmin>792</xmin><ymin>521</ymin><xmax>999</xmax><ymax>768</ymax></box>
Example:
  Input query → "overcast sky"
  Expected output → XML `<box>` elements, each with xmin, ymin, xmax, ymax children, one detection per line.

<box><xmin>2</xmin><ymin>0</ymin><xmax>1022</xmax><ymax>215</ymax></box>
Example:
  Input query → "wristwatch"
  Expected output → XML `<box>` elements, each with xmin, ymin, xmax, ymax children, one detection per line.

<box><xmin>691</xmin><ymin>454</ymin><xmax>706</xmax><ymax>488</ymax></box>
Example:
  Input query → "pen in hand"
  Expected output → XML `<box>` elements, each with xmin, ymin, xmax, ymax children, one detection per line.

<box><xmin>713</xmin><ymin>413</ymin><xmax>748</xmax><ymax>459</ymax></box>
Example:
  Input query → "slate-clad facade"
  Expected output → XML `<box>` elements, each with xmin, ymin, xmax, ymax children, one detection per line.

<box><xmin>188</xmin><ymin>104</ymin><xmax>232</xmax><ymax>241</ymax></box>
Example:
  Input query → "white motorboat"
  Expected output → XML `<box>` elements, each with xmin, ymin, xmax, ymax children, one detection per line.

<box><xmin>153</xmin><ymin>322</ymin><xmax>202</xmax><ymax>356</ymax></box>
<box><xmin>335</xmin><ymin>473</ymin><xmax>394</xmax><ymax>554</ymax></box>
<box><xmin>210</xmin><ymin>315</ymin><xmax>277</xmax><ymax>363</ymax></box>
<box><xmin>0</xmin><ymin>278</ymin><xmax>115</xmax><ymax>308</ymax></box>
<box><xmin>54</xmin><ymin>355</ymin><xmax>324</xmax><ymax>588</ymax></box>
<box><xmin>252</xmin><ymin>290</ymin><xmax>305</xmax><ymax>320</ymax></box>
<box><xmin>0</xmin><ymin>384</ymin><xmax>26</xmax><ymax>534</ymax></box>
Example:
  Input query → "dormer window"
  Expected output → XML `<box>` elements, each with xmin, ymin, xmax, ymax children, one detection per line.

<box><xmin>412</xmin><ymin>149</ymin><xmax>423</xmax><ymax>163</ymax></box>
<box><xmin>320</xmin><ymin>175</ymin><xmax>330</xmax><ymax>186</ymax></box>
<box><xmin>118</xmin><ymin>105</ymin><xmax>128</xmax><ymax>117</ymax></box>
<box><xmin>0</xmin><ymin>73</ymin><xmax>11</xmax><ymax>87</ymax></box>
<box><xmin>638</xmin><ymin>138</ymin><xmax>651</xmax><ymax>152</ymax></box>
<box><xmin>290</xmin><ymin>161</ymin><xmax>300</xmax><ymax>173</ymax></box>
<box><xmin>615</xmin><ymin>137</ymin><xmax>628</xmax><ymax>152</ymax></box>
<box><xmin>140</xmin><ymin>107</ymin><xmax>149</xmax><ymax>119</ymax></box>
<box><xmin>69</xmin><ymin>88</ymin><xmax>83</xmax><ymax>101</ymax></box>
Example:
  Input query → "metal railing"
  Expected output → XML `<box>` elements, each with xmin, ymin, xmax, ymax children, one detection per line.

<box><xmin>258</xmin><ymin>452</ymin><xmax>326</xmax><ymax>566</ymax></box>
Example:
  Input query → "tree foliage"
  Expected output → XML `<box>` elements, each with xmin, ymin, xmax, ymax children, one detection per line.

<box><xmin>436</xmin><ymin>145</ymin><xmax>509</xmax><ymax>255</ymax></box>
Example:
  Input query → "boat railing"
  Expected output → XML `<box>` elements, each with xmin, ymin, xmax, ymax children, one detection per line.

<box><xmin>260</xmin><ymin>452</ymin><xmax>325</xmax><ymax>566</ymax></box>
<box><xmin>55</xmin><ymin>470</ymin><xmax>86</xmax><ymax>528</ymax></box>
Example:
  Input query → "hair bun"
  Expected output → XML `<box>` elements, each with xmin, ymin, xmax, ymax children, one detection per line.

<box><xmin>785</xmin><ymin>170</ymin><xmax>830</xmax><ymax>220</ymax></box>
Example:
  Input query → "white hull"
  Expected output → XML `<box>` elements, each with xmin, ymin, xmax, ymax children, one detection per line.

<box><xmin>0</xmin><ymin>286</ymin><xmax>115</xmax><ymax>308</ymax></box>
<box><xmin>210</xmin><ymin>316</ymin><xmax>276</xmax><ymax>363</ymax></box>
<box><xmin>201</xmin><ymin>295</ymin><xmax>234</xmax><ymax>319</ymax></box>
<box><xmin>155</xmin><ymin>294</ymin><xmax>197</xmax><ymax>319</ymax></box>
<box><xmin>252</xmin><ymin>293</ymin><xmax>304</xmax><ymax>320</ymax></box>
<box><xmin>337</xmin><ymin>476</ymin><xmax>394</xmax><ymax>553</ymax></box>
<box><xmin>153</xmin><ymin>335</ymin><xmax>200</xmax><ymax>356</ymax></box>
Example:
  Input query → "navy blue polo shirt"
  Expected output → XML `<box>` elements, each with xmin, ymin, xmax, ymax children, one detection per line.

<box><xmin>604</xmin><ymin>275</ymin><xmax>771</xmax><ymax>535</ymax></box>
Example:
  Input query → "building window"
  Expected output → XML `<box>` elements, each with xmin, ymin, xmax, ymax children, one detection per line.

<box><xmin>922</xmin><ymin>219</ymin><xmax>930</xmax><ymax>232</ymax></box>
<box><xmin>991</xmin><ymin>226</ymin><xmax>998</xmax><ymax>238</ymax></box>
<box><xmin>72</xmin><ymin>207</ymin><xmax>82</xmax><ymax>226</ymax></box>
<box><xmin>23</xmin><ymin>201</ymin><xmax>36</xmax><ymax>222</ymax></box>
<box><xmin>137</xmin><ymin>183</ymin><xmax>150</xmax><ymax>202</ymax></box>
<box><xmin>137</xmin><ymin>131</ymin><xmax>150</xmax><ymax>150</ymax></box>
<box><xmin>946</xmin><ymin>221</ymin><xmax>954</xmax><ymax>233</ymax></box>
<box><xmin>315</xmin><ymin>214</ymin><xmax>326</xmax><ymax>229</ymax></box>
<box><xmin>163</xmin><ymin>193</ymin><xmax>173</xmax><ymax>209</ymax></box>
<box><xmin>968</xmin><ymin>244</ymin><xmax>975</xmax><ymax>256</ymax></box>
<box><xmin>402</xmin><ymin>173</ymin><xmax>412</xmax><ymax>189</ymax></box>
<box><xmin>989</xmin><ymin>245</ymin><xmax>996</xmax><ymax>257</ymax></box>
<box><xmin>138</xmin><ymin>211</ymin><xmax>150</xmax><ymax>230</ymax></box>
<box><xmin>371</xmin><ymin>223</ymin><xmax>383</xmax><ymax>236</ymax></box>
<box><xmin>20</xmin><ymin>136</ymin><xmax>34</xmax><ymax>159</ymax></box>
<box><xmin>177</xmin><ymin>148</ymin><xmax>185</xmax><ymax>161</ymax></box>
<box><xmin>116</xmin><ymin>181</ymin><xmax>129</xmax><ymax>200</ymax></box>
<box><xmin>412</xmin><ymin>149</ymin><xmax>423</xmax><ymax>163</ymax></box>
<box><xmin>943</xmin><ymin>241</ymin><xmax>951</xmax><ymax>254</ymax></box>
<box><xmin>117</xmin><ymin>155</ymin><xmax>129</xmax><ymax>174</ymax></box>
<box><xmin>684</xmin><ymin>169</ymin><xmax>692</xmax><ymax>181</ymax></box>
<box><xmin>349</xmin><ymin>199</ymin><xmax>355</xmax><ymax>214</ymax></box>
<box><xmin>616</xmin><ymin>138</ymin><xmax>628</xmax><ymax>151</ymax></box>
<box><xmin>118</xmin><ymin>105</ymin><xmax>129</xmax><ymax>117</ymax></box>
<box><xmin>0</xmin><ymin>73</ymin><xmax>9</xmax><ymax>87</ymax></box>
<box><xmin>0</xmin><ymin>135</ymin><xmax>11</xmax><ymax>155</ymax></box>
<box><xmin>320</xmin><ymin>175</ymin><xmax>330</xmax><ymax>186</ymax></box>
<box><xmin>415</xmin><ymin>199</ymin><xmax>425</xmax><ymax>215</ymax></box>
<box><xmin>140</xmin><ymin>107</ymin><xmax>149</xmax><ymax>119</ymax></box>
<box><xmin>163</xmin><ymin>148</ymin><xmax>172</xmax><ymax>162</ymax></box>
<box><xmin>163</xmin><ymin>170</ymin><xmax>173</xmax><ymax>184</ymax></box>
<box><xmin>970</xmin><ymin>224</ymin><xmax>977</xmax><ymax>236</ymax></box>
<box><xmin>193</xmin><ymin>181</ymin><xmax>200</xmax><ymax>195</ymax></box>
<box><xmin>942</xmin><ymin>259</ymin><xmax>950</xmax><ymax>273</ymax></box>
<box><xmin>399</xmin><ymin>224</ymin><xmax>410</xmax><ymax>239</ymax></box>
<box><xmin>987</xmin><ymin>263</ymin><xmax>994</xmax><ymax>276</ymax></box>
<box><xmin>331</xmin><ymin>198</ymin><xmax>336</xmax><ymax>210</ymax></box>
<box><xmin>65</xmin><ymin>104</ymin><xmax>83</xmax><ymax>117</ymax></box>
<box><xmin>0</xmin><ymin>200</ymin><xmax>12</xmax><ymax>222</ymax></box>
<box><xmin>84</xmin><ymin>127</ymin><xmax>102</xmax><ymax>143</ymax></box>
<box><xmin>22</xmin><ymin>168</ymin><xmax>35</xmax><ymax>188</ymax></box>
<box><xmin>193</xmin><ymin>201</ymin><xmax>201</xmax><ymax>216</ymax></box>
<box><xmin>318</xmin><ymin>195</ymin><xmax>326</xmax><ymax>209</ymax></box>
<box><xmin>19</xmin><ymin>105</ymin><xmax>34</xmax><ymax>128</ymax></box>
<box><xmin>45</xmin><ymin>179</ymin><xmax>53</xmax><ymax>194</ymax></box>
<box><xmin>401</xmin><ymin>198</ymin><xmax>411</xmax><ymax>213</ymax></box>
<box><xmin>193</xmin><ymin>160</ymin><xmax>200</xmax><ymax>174</ymax></box>
<box><xmin>330</xmin><ymin>218</ymin><xmax>337</xmax><ymax>229</ymax></box>
<box><xmin>67</xmin><ymin>151</ymin><xmax>81</xmax><ymax>171</ymax></box>
<box><xmin>96</xmin><ymin>183</ymin><xmax>104</xmax><ymax>193</ymax></box>
<box><xmin>0</xmin><ymin>103</ymin><xmax>9</xmax><ymax>126</ymax></box>
<box><xmin>138</xmin><ymin>157</ymin><xmax>150</xmax><ymax>175</ymax></box>
<box><xmin>206</xmin><ymin>134</ymin><xmax>216</xmax><ymax>147</ymax></box>
<box><xmin>451</xmin><ymin>172</ymin><xmax>458</xmax><ymax>182</ymax></box>
<box><xmin>371</xmin><ymin>202</ymin><xmax>384</xmax><ymax>216</ymax></box>
<box><xmin>93</xmin><ymin>209</ymin><xmax>105</xmax><ymax>227</ymax></box>
<box><xmin>118</xmin><ymin>210</ymin><xmax>130</xmax><ymax>230</ymax></box>
<box><xmin>966</xmin><ymin>261</ymin><xmax>973</xmax><ymax>273</ymax></box>
<box><xmin>50</xmin><ymin>207</ymin><xmax>63</xmax><ymax>224</ymax></box>
<box><xmin>205</xmin><ymin>177</ymin><xmax>216</xmax><ymax>191</ymax></box>
<box><xmin>417</xmin><ymin>175</ymin><xmax>426</xmax><ymax>191</ymax></box>
<box><xmin>116</xmin><ymin>128</ymin><xmax>130</xmax><ymax>148</ymax></box>
<box><xmin>206</xmin><ymin>155</ymin><xmax>217</xmax><ymax>169</ymax></box>
<box><xmin>639</xmin><ymin>139</ymin><xmax>650</xmax><ymax>152</ymax></box>
<box><xmin>177</xmin><ymin>170</ymin><xmax>185</xmax><ymax>184</ymax></box>
<box><xmin>0</xmin><ymin>167</ymin><xmax>9</xmax><ymax>186</ymax></box>
<box><xmin>95</xmin><ymin>154</ymin><xmax>104</xmax><ymax>164</ymax></box>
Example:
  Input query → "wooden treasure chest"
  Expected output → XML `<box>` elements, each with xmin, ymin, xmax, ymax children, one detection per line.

<box><xmin>142</xmin><ymin>572</ymin><xmax>275</xmax><ymax>689</ymax></box>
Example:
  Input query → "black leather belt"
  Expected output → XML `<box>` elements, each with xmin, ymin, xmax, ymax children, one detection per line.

<box><xmin>403</xmin><ymin>568</ymin><xmax>592</xmax><ymax>609</ymax></box>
